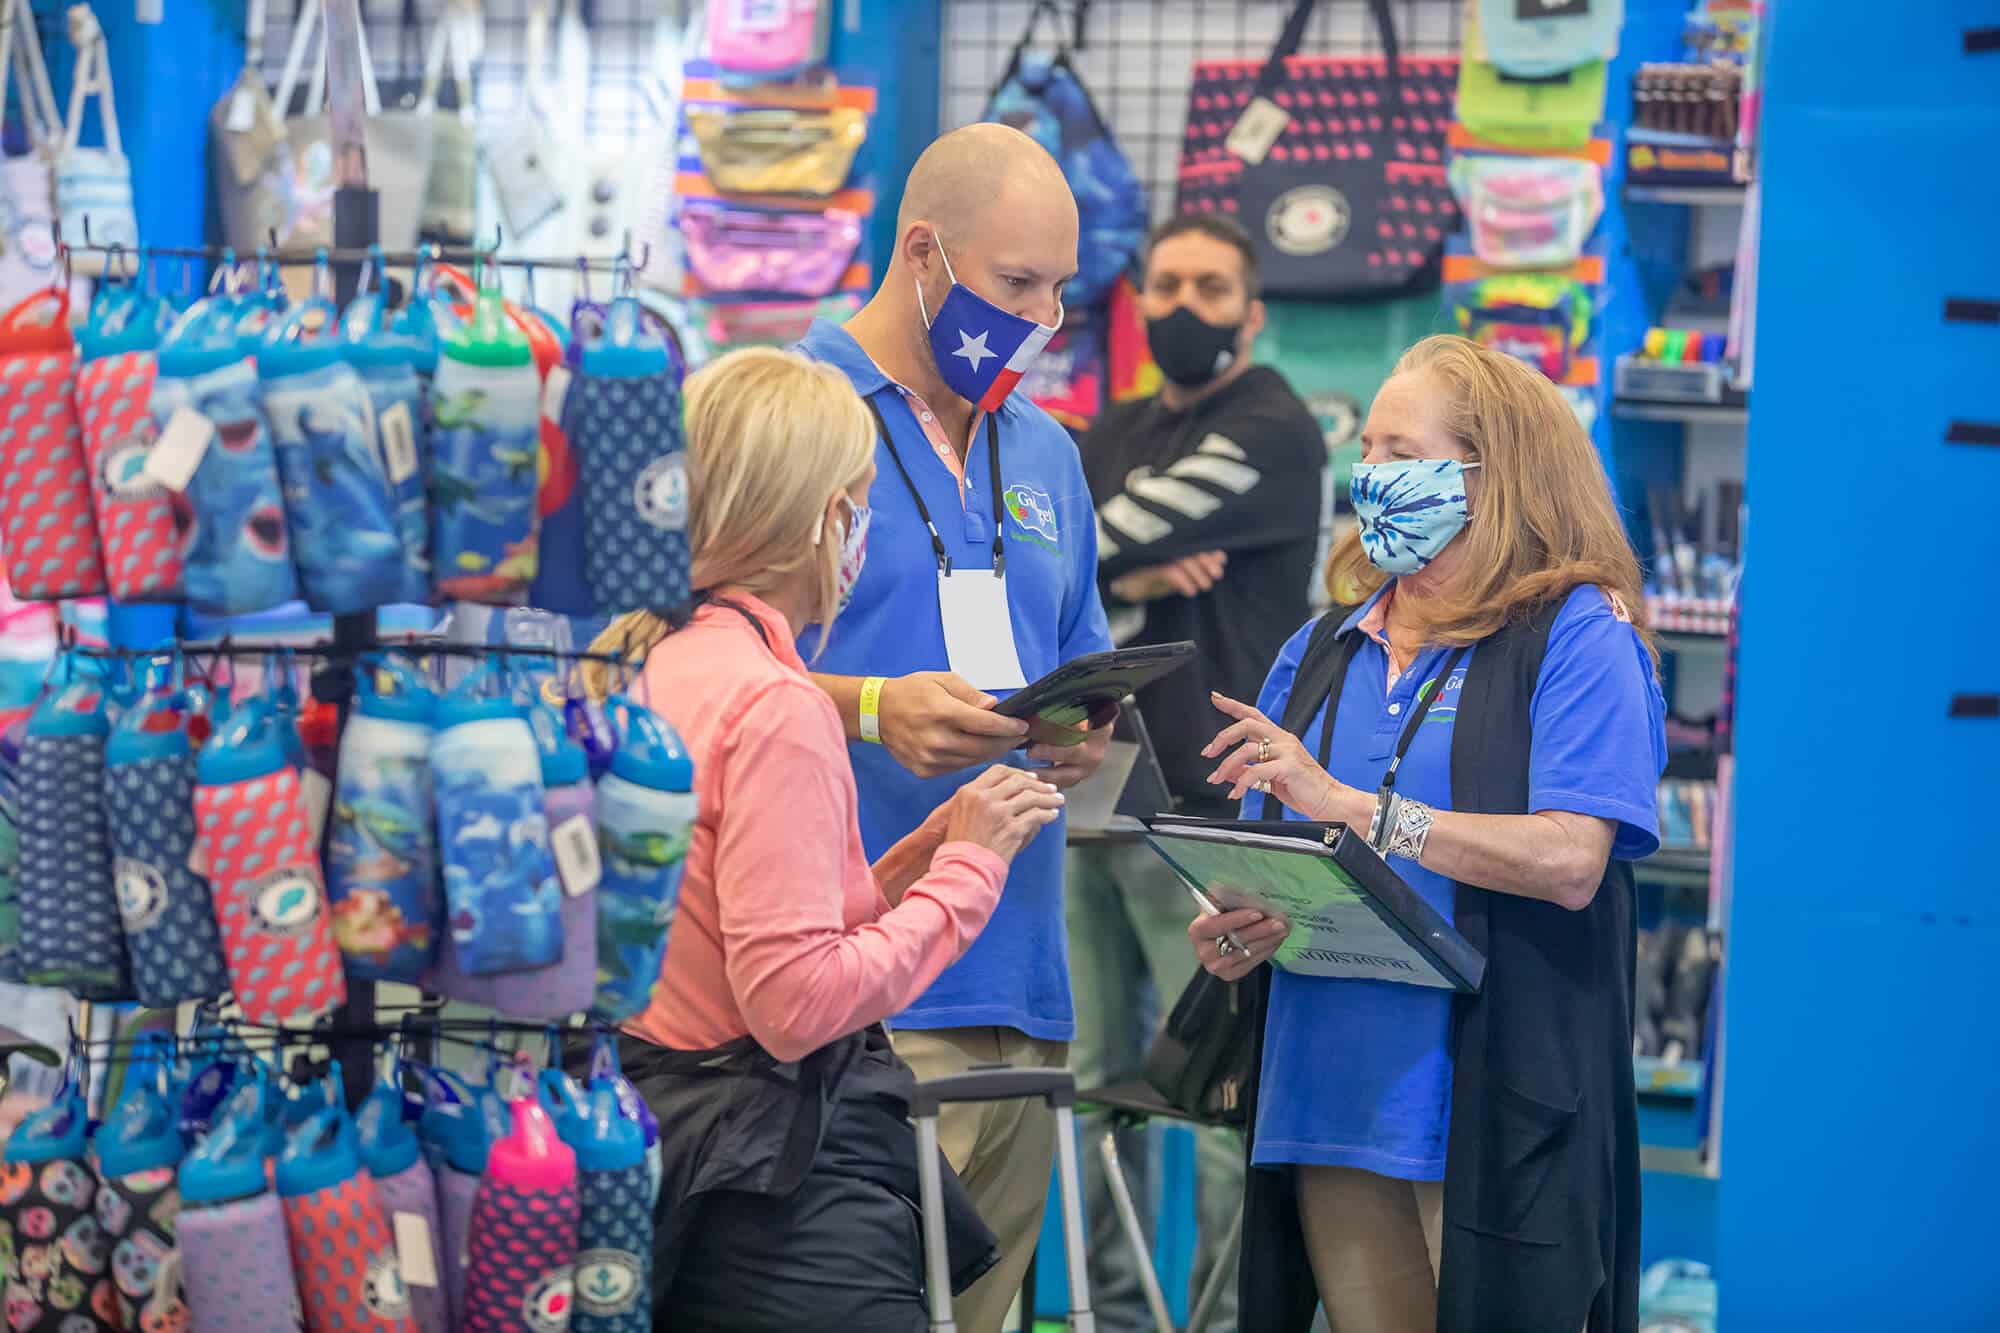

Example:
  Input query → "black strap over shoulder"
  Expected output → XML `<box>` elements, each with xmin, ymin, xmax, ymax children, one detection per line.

<box><xmin>653</xmin><ymin>591</ymin><xmax>770</xmax><ymax>650</ymax></box>
<box><xmin>1259</xmin><ymin>610</ymin><xmax>1365</xmax><ymax>819</ymax></box>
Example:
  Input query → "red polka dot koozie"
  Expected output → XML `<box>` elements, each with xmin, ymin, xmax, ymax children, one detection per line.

<box><xmin>194</xmin><ymin>702</ymin><xmax>346</xmax><ymax>1026</ymax></box>
<box><xmin>77</xmin><ymin>349</ymin><xmax>182</xmax><ymax>601</ymax></box>
<box><xmin>460</xmin><ymin>1098</ymin><xmax>580</xmax><ymax>1333</ymax></box>
<box><xmin>281</xmin><ymin>1167</ymin><xmax>417</xmax><ymax>1332</ymax></box>
<box><xmin>0</xmin><ymin>289</ymin><xmax>108</xmax><ymax>600</ymax></box>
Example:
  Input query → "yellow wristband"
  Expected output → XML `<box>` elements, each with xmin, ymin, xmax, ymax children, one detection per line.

<box><xmin>858</xmin><ymin>676</ymin><xmax>887</xmax><ymax>744</ymax></box>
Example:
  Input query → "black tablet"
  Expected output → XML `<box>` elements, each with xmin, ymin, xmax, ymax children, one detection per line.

<box><xmin>995</xmin><ymin>642</ymin><xmax>1198</xmax><ymax>729</ymax></box>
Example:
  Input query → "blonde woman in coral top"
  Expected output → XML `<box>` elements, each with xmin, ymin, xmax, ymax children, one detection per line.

<box><xmin>580</xmin><ymin>346</ymin><xmax>1060</xmax><ymax>1330</ymax></box>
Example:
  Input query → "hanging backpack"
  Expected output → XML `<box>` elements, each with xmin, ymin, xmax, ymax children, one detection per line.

<box><xmin>982</xmin><ymin>0</ymin><xmax>1144</xmax><ymax>310</ymax></box>
<box><xmin>705</xmin><ymin>0</ymin><xmax>830</xmax><ymax>86</ymax></box>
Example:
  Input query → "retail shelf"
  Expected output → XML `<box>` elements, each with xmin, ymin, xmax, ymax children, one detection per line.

<box><xmin>1639</xmin><ymin>1144</ymin><xmax>1721</xmax><ymax>1179</ymax></box>
<box><xmin>1636</xmin><ymin>1054</ymin><xmax>1706</xmax><ymax>1100</ymax></box>
<box><xmin>1624</xmin><ymin>183</ymin><xmax>1748</xmax><ymax>207</ymax></box>
<box><xmin>1611</xmin><ymin>398</ymin><xmax>1750</xmax><ymax>426</ymax></box>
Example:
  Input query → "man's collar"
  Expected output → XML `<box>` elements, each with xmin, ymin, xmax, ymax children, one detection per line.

<box><xmin>799</xmin><ymin>318</ymin><xmax>892</xmax><ymax>396</ymax></box>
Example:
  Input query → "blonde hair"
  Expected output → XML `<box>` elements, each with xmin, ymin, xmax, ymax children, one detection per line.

<box><xmin>1324</xmin><ymin>335</ymin><xmax>1655</xmax><ymax>660</ymax></box>
<box><xmin>581</xmin><ymin>347</ymin><xmax>875</xmax><ymax>698</ymax></box>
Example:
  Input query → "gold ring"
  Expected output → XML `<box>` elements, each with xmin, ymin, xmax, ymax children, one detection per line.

<box><xmin>1256</xmin><ymin>737</ymin><xmax>1271</xmax><ymax>764</ymax></box>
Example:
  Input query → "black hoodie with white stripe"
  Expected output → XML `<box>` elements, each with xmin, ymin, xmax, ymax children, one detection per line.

<box><xmin>1082</xmin><ymin>365</ymin><xmax>1327</xmax><ymax>815</ymax></box>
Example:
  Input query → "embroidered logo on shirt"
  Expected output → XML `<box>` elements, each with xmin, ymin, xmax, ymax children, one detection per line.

<box><xmin>1002</xmin><ymin>483</ymin><xmax>1060</xmax><ymax>553</ymax></box>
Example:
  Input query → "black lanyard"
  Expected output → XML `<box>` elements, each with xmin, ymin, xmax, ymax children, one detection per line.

<box><xmin>865</xmin><ymin>398</ymin><xmax>1006</xmax><ymax>577</ymax></box>
<box><xmin>1314</xmin><ymin>641</ymin><xmax>1471</xmax><ymax>801</ymax></box>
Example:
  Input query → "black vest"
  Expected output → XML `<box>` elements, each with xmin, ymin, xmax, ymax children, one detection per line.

<box><xmin>1238</xmin><ymin>605</ymin><xmax>1640</xmax><ymax>1333</ymax></box>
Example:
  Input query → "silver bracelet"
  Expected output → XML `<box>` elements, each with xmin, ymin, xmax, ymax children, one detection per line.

<box><xmin>1385</xmin><ymin>796</ymin><xmax>1436</xmax><ymax>864</ymax></box>
<box><xmin>1368</xmin><ymin>790</ymin><xmax>1398</xmax><ymax>851</ymax></box>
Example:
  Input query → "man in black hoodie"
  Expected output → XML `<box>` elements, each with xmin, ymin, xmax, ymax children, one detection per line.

<box><xmin>1069</xmin><ymin>214</ymin><xmax>1326</xmax><ymax>1332</ymax></box>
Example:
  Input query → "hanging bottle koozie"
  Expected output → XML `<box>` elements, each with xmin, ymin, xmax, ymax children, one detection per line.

<box><xmin>90</xmin><ymin>1036</ymin><xmax>190</xmax><ymax>1328</ymax></box>
<box><xmin>0</xmin><ymin>715</ymin><xmax>24</xmax><ymax>982</ymax></box>
<box><xmin>277</xmin><ymin>1101</ymin><xmax>417</xmax><ymax>1332</ymax></box>
<box><xmin>489</xmin><ymin>699</ymin><xmax>597</xmax><ymax>1020</ymax></box>
<box><xmin>429</xmin><ymin>277</ymin><xmax>541</xmax><ymax>604</ymax></box>
<box><xmin>344</xmin><ymin>257</ymin><xmax>433</xmax><ymax>605</ymax></box>
<box><xmin>356</xmin><ymin>1072</ymin><xmax>448</xmax><ymax>1333</ymax></box>
<box><xmin>424</xmin><ymin>1070</ymin><xmax>505</xmax><ymax>1330</ymax></box>
<box><xmin>0</xmin><ymin>287</ymin><xmax>108</xmax><ymax>600</ymax></box>
<box><xmin>16</xmin><ymin>665</ymin><xmax>132</xmax><ymax>999</ymax></box>
<box><xmin>431</xmin><ymin>664</ymin><xmax>562</xmax><ymax>976</ymax></box>
<box><xmin>574</xmin><ymin>291</ymin><xmax>690</xmax><ymax>613</ymax></box>
<box><xmin>2</xmin><ymin>1076</ymin><xmax>120</xmax><ymax>1331</ymax></box>
<box><xmin>571</xmin><ymin>1077</ymin><xmax>651</xmax><ymax>1333</ymax></box>
<box><xmin>76</xmin><ymin>270</ymin><xmax>182</xmax><ymax>602</ymax></box>
<box><xmin>106</xmin><ymin>682</ymin><xmax>232</xmax><ymax>1008</ymax></box>
<box><xmin>460</xmin><ymin>1089</ymin><xmax>580</xmax><ymax>1333</ymax></box>
<box><xmin>152</xmin><ymin>283</ymin><xmax>299</xmax><ymax>616</ymax></box>
<box><xmin>260</xmin><ymin>262</ymin><xmax>406</xmax><ymax>614</ymax></box>
<box><xmin>589</xmin><ymin>1035</ymin><xmax>661</xmax><ymax>1208</ymax></box>
<box><xmin>195</xmin><ymin>696</ymin><xmax>347</xmax><ymax>1025</ymax></box>
<box><xmin>327</xmin><ymin>658</ymin><xmax>440</xmax><ymax>983</ymax></box>
<box><xmin>179</xmin><ymin>1070</ymin><xmax>306</xmax><ymax>1333</ymax></box>
<box><xmin>529</xmin><ymin>300</ymin><xmax>593</xmax><ymax>616</ymax></box>
<box><xmin>591</xmin><ymin>695</ymin><xmax>696</xmax><ymax>1023</ymax></box>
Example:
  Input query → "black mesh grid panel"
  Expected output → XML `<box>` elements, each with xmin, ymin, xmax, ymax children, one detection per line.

<box><xmin>941</xmin><ymin>0</ymin><xmax>1465</xmax><ymax>221</ymax></box>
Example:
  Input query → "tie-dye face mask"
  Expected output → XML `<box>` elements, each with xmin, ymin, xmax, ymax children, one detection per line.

<box><xmin>1349</xmin><ymin>458</ymin><xmax>1482</xmax><ymax>575</ymax></box>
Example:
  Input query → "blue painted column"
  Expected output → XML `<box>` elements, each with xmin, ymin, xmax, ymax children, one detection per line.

<box><xmin>829</xmin><ymin>0</ymin><xmax>942</xmax><ymax>277</ymax></box>
<box><xmin>1720</xmin><ymin>4</ymin><xmax>2000</xmax><ymax>1326</ymax></box>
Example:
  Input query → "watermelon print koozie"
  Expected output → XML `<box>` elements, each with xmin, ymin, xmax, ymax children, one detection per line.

<box><xmin>194</xmin><ymin>765</ymin><xmax>346</xmax><ymax>1026</ymax></box>
<box><xmin>0</xmin><ymin>348</ymin><xmax>108</xmax><ymax>600</ymax></box>
<box><xmin>281</xmin><ymin>1175</ymin><xmax>416</xmax><ymax>1333</ymax></box>
<box><xmin>458</xmin><ymin>1177</ymin><xmax>579</xmax><ymax>1333</ymax></box>
<box><xmin>77</xmin><ymin>351</ymin><xmax>182</xmax><ymax>602</ymax></box>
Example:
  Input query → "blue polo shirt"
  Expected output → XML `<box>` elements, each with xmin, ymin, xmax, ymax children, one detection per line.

<box><xmin>797</xmin><ymin>319</ymin><xmax>1114</xmax><ymax>1041</ymax></box>
<box><xmin>1250</xmin><ymin>583</ymin><xmax>1665</xmax><ymax>1179</ymax></box>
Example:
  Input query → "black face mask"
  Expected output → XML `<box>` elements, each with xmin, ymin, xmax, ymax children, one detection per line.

<box><xmin>1145</xmin><ymin>305</ymin><xmax>1243</xmax><ymax>388</ymax></box>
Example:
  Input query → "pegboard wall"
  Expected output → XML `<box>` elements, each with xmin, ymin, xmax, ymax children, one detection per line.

<box><xmin>940</xmin><ymin>0</ymin><xmax>1466</xmax><ymax>222</ymax></box>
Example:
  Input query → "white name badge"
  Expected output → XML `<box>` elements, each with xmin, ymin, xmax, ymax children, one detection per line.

<box><xmin>937</xmin><ymin>568</ymin><xmax>1027</xmax><ymax>692</ymax></box>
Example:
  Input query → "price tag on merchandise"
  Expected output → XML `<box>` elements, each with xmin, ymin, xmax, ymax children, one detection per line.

<box><xmin>1225</xmin><ymin>96</ymin><xmax>1291</xmax><ymax>166</ymax></box>
<box><xmin>551</xmin><ymin>814</ymin><xmax>602</xmax><ymax>898</ymax></box>
<box><xmin>225</xmin><ymin>87</ymin><xmax>257</xmax><ymax>131</ymax></box>
<box><xmin>394</xmin><ymin>1212</ymin><xmax>440</xmax><ymax>1289</ymax></box>
<box><xmin>378</xmin><ymin>402</ymin><xmax>419</xmax><ymax>485</ymax></box>
<box><xmin>144</xmin><ymin>407</ymin><xmax>214</xmax><ymax>493</ymax></box>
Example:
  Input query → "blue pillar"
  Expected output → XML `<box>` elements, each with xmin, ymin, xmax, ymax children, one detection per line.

<box><xmin>1719</xmin><ymin>4</ymin><xmax>2000</xmax><ymax>1325</ymax></box>
<box><xmin>831</xmin><ymin>0</ymin><xmax>942</xmax><ymax>277</ymax></box>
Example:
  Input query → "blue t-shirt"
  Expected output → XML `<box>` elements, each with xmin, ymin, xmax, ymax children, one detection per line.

<box><xmin>797</xmin><ymin>319</ymin><xmax>1114</xmax><ymax>1041</ymax></box>
<box><xmin>1251</xmin><ymin>583</ymin><xmax>1665</xmax><ymax>1179</ymax></box>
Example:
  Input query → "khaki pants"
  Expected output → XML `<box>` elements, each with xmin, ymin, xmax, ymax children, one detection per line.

<box><xmin>892</xmin><ymin>1025</ymin><xmax>1069</xmax><ymax>1333</ymax></box>
<box><xmin>1296</xmin><ymin>1165</ymin><xmax>1443</xmax><ymax>1333</ymax></box>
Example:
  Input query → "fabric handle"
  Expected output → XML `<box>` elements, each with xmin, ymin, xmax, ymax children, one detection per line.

<box><xmin>59</xmin><ymin>3</ymin><xmax>120</xmax><ymax>156</ymax></box>
<box><xmin>276</xmin><ymin>0</ymin><xmax>383</xmax><ymax>119</ymax></box>
<box><xmin>419</xmin><ymin>0</ymin><xmax>481</xmax><ymax>122</ymax></box>
<box><xmin>1252</xmin><ymin>0</ymin><xmax>1401</xmax><ymax>101</ymax></box>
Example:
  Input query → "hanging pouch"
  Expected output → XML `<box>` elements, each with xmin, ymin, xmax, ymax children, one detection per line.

<box><xmin>195</xmin><ymin>696</ymin><xmax>346</xmax><ymax>1025</ymax></box>
<box><xmin>574</xmin><ymin>294</ymin><xmax>689</xmax><ymax>613</ymax></box>
<box><xmin>590</xmin><ymin>695</ymin><xmax>695</xmax><ymax>1024</ymax></box>
<box><xmin>429</xmin><ymin>280</ymin><xmax>541</xmax><ymax>604</ymax></box>
<box><xmin>477</xmin><ymin>2</ymin><xmax>566</xmax><ymax>237</ymax></box>
<box><xmin>483</xmin><ymin>697</ymin><xmax>597</xmax><ymax>1020</ymax></box>
<box><xmin>277</xmin><ymin>1104</ymin><xmax>415</xmax><ymax>1331</ymax></box>
<box><xmin>91</xmin><ymin>1037</ymin><xmax>190</xmax><ymax>1328</ymax></box>
<box><xmin>527</xmin><ymin>301</ymin><xmax>589</xmax><ymax>615</ymax></box>
<box><xmin>571</xmin><ymin>1079</ymin><xmax>651</xmax><ymax>1332</ymax></box>
<box><xmin>0</xmin><ymin>4</ymin><xmax>71</xmax><ymax>309</ymax></box>
<box><xmin>415</xmin><ymin>0</ymin><xmax>480</xmax><ymax>245</ymax></box>
<box><xmin>55</xmin><ymin>5</ymin><xmax>138</xmax><ymax>272</ymax></box>
<box><xmin>153</xmin><ymin>289</ymin><xmax>300</xmax><ymax>615</ymax></box>
<box><xmin>1457</xmin><ymin>5</ymin><xmax>1607</xmax><ymax>153</ymax></box>
<box><xmin>705</xmin><ymin>0</ymin><xmax>829</xmax><ymax>83</ymax></box>
<box><xmin>685</xmin><ymin>105</ymin><xmax>866</xmax><ymax>198</ymax></box>
<box><xmin>17</xmin><ymin>667</ymin><xmax>130</xmax><ymax>998</ymax></box>
<box><xmin>77</xmin><ymin>269</ymin><xmax>183</xmax><ymax>602</ymax></box>
<box><xmin>106</xmin><ymin>685</ymin><xmax>233</xmax><ymax>1008</ymax></box>
<box><xmin>681</xmin><ymin>202</ymin><xmax>862</xmax><ymax>299</ymax></box>
<box><xmin>346</xmin><ymin>266</ymin><xmax>432</xmax><ymax>605</ymax></box>
<box><xmin>327</xmin><ymin>656</ymin><xmax>440</xmax><ymax>983</ymax></box>
<box><xmin>1449</xmin><ymin>274</ymin><xmax>1592</xmax><ymax>383</ymax></box>
<box><xmin>2</xmin><ymin>1081</ymin><xmax>121</xmax><ymax>1332</ymax></box>
<box><xmin>1447</xmin><ymin>154</ymin><xmax>1604</xmax><ymax>269</ymax></box>
<box><xmin>0</xmin><ymin>288</ymin><xmax>108</xmax><ymax>600</ymax></box>
<box><xmin>259</xmin><ymin>267</ymin><xmax>404</xmax><ymax>613</ymax></box>
<box><xmin>0</xmin><ymin>715</ymin><xmax>27</xmax><ymax>981</ymax></box>
<box><xmin>1477</xmin><ymin>0</ymin><xmax>1623</xmax><ymax>79</ymax></box>
<box><xmin>430</xmin><ymin>662</ymin><xmax>562</xmax><ymax>976</ymax></box>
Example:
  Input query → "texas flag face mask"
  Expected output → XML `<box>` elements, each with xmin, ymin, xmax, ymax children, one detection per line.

<box><xmin>916</xmin><ymin>233</ymin><xmax>1062</xmax><ymax>413</ymax></box>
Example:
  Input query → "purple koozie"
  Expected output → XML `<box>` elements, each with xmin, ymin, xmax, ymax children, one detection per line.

<box><xmin>372</xmin><ymin>1159</ymin><xmax>447</xmax><ymax>1333</ymax></box>
<box><xmin>493</xmin><ymin>777</ymin><xmax>597</xmax><ymax>1021</ymax></box>
<box><xmin>460</xmin><ymin>1098</ymin><xmax>579</xmax><ymax>1333</ymax></box>
<box><xmin>179</xmin><ymin>1190</ymin><xmax>304</xmax><ymax>1333</ymax></box>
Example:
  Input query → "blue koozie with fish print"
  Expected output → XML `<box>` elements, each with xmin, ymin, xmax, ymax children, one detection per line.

<box><xmin>346</xmin><ymin>284</ymin><xmax>432</xmax><ymax>605</ymax></box>
<box><xmin>106</xmin><ymin>691</ymin><xmax>232</xmax><ymax>1008</ymax></box>
<box><xmin>17</xmin><ymin>674</ymin><xmax>133</xmax><ymax>1000</ymax></box>
<box><xmin>590</xmin><ymin>696</ymin><xmax>695</xmax><ymax>1023</ymax></box>
<box><xmin>429</xmin><ymin>287</ymin><xmax>540</xmax><ymax>606</ymax></box>
<box><xmin>327</xmin><ymin>660</ymin><xmax>440</xmax><ymax>983</ymax></box>
<box><xmin>431</xmin><ymin>669</ymin><xmax>562</xmax><ymax>975</ymax></box>
<box><xmin>574</xmin><ymin>298</ymin><xmax>690</xmax><ymax>614</ymax></box>
<box><xmin>154</xmin><ymin>295</ymin><xmax>299</xmax><ymax>616</ymax></box>
<box><xmin>260</xmin><ymin>296</ymin><xmax>405</xmax><ymax>614</ymax></box>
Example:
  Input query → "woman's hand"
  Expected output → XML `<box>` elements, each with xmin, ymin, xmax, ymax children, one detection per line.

<box><xmin>942</xmin><ymin>766</ymin><xmax>1066</xmax><ymax>862</ymax></box>
<box><xmin>1201</xmin><ymin>692</ymin><xmax>1365</xmax><ymax>820</ymax></box>
<box><xmin>1189</xmin><ymin>909</ymin><xmax>1288</xmax><ymax>981</ymax></box>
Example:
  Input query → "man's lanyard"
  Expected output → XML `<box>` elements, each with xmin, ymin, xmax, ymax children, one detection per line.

<box><xmin>865</xmin><ymin>398</ymin><xmax>1006</xmax><ymax>577</ymax></box>
<box><xmin>1314</xmin><ymin>641</ymin><xmax>1472</xmax><ymax>800</ymax></box>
